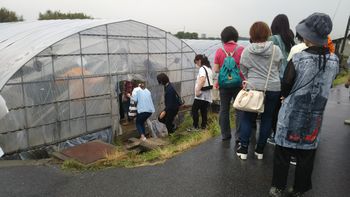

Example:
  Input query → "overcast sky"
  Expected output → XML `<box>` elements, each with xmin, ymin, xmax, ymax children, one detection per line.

<box><xmin>1</xmin><ymin>0</ymin><xmax>349</xmax><ymax>38</ymax></box>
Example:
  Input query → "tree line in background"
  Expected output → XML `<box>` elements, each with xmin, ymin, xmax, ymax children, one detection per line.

<box><xmin>0</xmin><ymin>7</ymin><xmax>92</xmax><ymax>22</ymax></box>
<box><xmin>1</xmin><ymin>7</ymin><xmax>216</xmax><ymax>39</ymax></box>
<box><xmin>38</xmin><ymin>10</ymin><xmax>92</xmax><ymax>20</ymax></box>
<box><xmin>0</xmin><ymin>7</ymin><xmax>23</xmax><ymax>22</ymax></box>
<box><xmin>174</xmin><ymin>31</ymin><xmax>222</xmax><ymax>40</ymax></box>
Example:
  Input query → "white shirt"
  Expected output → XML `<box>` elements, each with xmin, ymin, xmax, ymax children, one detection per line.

<box><xmin>195</xmin><ymin>65</ymin><xmax>213</xmax><ymax>103</ymax></box>
<box><xmin>287</xmin><ymin>43</ymin><xmax>308</xmax><ymax>61</ymax></box>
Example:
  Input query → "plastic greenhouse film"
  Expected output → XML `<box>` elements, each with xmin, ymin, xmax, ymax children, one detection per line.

<box><xmin>0</xmin><ymin>95</ymin><xmax>9</xmax><ymax>120</ymax></box>
<box><xmin>0</xmin><ymin>147</ymin><xmax>3</xmax><ymax>157</ymax></box>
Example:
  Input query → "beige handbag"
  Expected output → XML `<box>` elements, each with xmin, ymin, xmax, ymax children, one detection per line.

<box><xmin>233</xmin><ymin>46</ymin><xmax>275</xmax><ymax>113</ymax></box>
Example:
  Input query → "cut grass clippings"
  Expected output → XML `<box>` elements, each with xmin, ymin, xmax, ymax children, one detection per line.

<box><xmin>62</xmin><ymin>110</ymin><xmax>234</xmax><ymax>171</ymax></box>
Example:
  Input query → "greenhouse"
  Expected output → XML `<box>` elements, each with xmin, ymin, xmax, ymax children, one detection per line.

<box><xmin>183</xmin><ymin>39</ymin><xmax>250</xmax><ymax>65</ymax></box>
<box><xmin>0</xmin><ymin>19</ymin><xmax>196</xmax><ymax>158</ymax></box>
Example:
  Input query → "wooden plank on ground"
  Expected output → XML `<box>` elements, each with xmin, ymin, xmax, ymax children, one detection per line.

<box><xmin>127</xmin><ymin>137</ymin><xmax>168</xmax><ymax>151</ymax></box>
<box><xmin>51</xmin><ymin>151</ymin><xmax>72</xmax><ymax>161</ymax></box>
<box><xmin>125</xmin><ymin>141</ymin><xmax>141</xmax><ymax>150</ymax></box>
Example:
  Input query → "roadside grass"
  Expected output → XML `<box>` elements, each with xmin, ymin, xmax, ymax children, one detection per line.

<box><xmin>61</xmin><ymin>109</ymin><xmax>234</xmax><ymax>171</ymax></box>
<box><xmin>333</xmin><ymin>69</ymin><xmax>349</xmax><ymax>87</ymax></box>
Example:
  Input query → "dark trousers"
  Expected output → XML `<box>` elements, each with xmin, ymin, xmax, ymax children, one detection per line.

<box><xmin>122</xmin><ymin>99</ymin><xmax>131</xmax><ymax>121</ymax></box>
<box><xmin>159</xmin><ymin>108</ymin><xmax>178</xmax><ymax>133</ymax></box>
<box><xmin>271</xmin><ymin>94</ymin><xmax>282</xmax><ymax>136</ymax></box>
<box><xmin>136</xmin><ymin>112</ymin><xmax>152</xmax><ymax>135</ymax></box>
<box><xmin>119</xmin><ymin>93</ymin><xmax>124</xmax><ymax>120</ymax></box>
<box><xmin>219</xmin><ymin>87</ymin><xmax>242</xmax><ymax>140</ymax></box>
<box><xmin>239</xmin><ymin>91</ymin><xmax>280</xmax><ymax>147</ymax></box>
<box><xmin>272</xmin><ymin>145</ymin><xmax>316</xmax><ymax>193</ymax></box>
<box><xmin>191</xmin><ymin>99</ymin><xmax>210</xmax><ymax>129</ymax></box>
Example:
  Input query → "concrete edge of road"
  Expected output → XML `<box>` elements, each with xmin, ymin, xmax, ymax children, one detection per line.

<box><xmin>0</xmin><ymin>158</ymin><xmax>52</xmax><ymax>168</ymax></box>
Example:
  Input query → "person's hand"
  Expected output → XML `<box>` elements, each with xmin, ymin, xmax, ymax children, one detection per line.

<box><xmin>159</xmin><ymin>111</ymin><xmax>166</xmax><ymax>119</ymax></box>
<box><xmin>280</xmin><ymin>96</ymin><xmax>285</xmax><ymax>104</ymax></box>
<box><xmin>242</xmin><ymin>81</ymin><xmax>248</xmax><ymax>90</ymax></box>
<box><xmin>127</xmin><ymin>93</ymin><xmax>131</xmax><ymax>97</ymax></box>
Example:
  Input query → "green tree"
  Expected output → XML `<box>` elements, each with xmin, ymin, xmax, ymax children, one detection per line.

<box><xmin>174</xmin><ymin>31</ymin><xmax>199</xmax><ymax>39</ymax></box>
<box><xmin>0</xmin><ymin>7</ymin><xmax>23</xmax><ymax>22</ymax></box>
<box><xmin>38</xmin><ymin>10</ymin><xmax>92</xmax><ymax>20</ymax></box>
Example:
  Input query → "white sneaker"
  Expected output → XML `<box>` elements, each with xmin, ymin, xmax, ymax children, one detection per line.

<box><xmin>254</xmin><ymin>152</ymin><xmax>264</xmax><ymax>160</ymax></box>
<box><xmin>345</xmin><ymin>119</ymin><xmax>350</xmax><ymax>125</ymax></box>
<box><xmin>254</xmin><ymin>145</ymin><xmax>264</xmax><ymax>160</ymax></box>
<box><xmin>140</xmin><ymin>136</ymin><xmax>147</xmax><ymax>141</ymax></box>
<box><xmin>236</xmin><ymin>145</ymin><xmax>248</xmax><ymax>160</ymax></box>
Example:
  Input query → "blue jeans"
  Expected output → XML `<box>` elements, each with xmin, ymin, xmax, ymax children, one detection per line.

<box><xmin>239</xmin><ymin>91</ymin><xmax>281</xmax><ymax>147</ymax></box>
<box><xmin>219</xmin><ymin>87</ymin><xmax>242</xmax><ymax>140</ymax></box>
<box><xmin>136</xmin><ymin>112</ymin><xmax>152</xmax><ymax>135</ymax></box>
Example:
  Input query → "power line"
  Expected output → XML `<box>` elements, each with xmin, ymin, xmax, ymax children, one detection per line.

<box><xmin>332</xmin><ymin>0</ymin><xmax>342</xmax><ymax>20</ymax></box>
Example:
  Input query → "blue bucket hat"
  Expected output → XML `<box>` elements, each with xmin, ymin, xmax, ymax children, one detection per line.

<box><xmin>296</xmin><ymin>13</ymin><xmax>332</xmax><ymax>46</ymax></box>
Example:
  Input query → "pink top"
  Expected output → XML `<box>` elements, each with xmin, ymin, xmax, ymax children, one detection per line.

<box><xmin>214</xmin><ymin>41</ymin><xmax>245</xmax><ymax>87</ymax></box>
<box><xmin>214</xmin><ymin>41</ymin><xmax>244</xmax><ymax>67</ymax></box>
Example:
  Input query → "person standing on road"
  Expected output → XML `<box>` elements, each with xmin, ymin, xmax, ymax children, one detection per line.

<box><xmin>268</xmin><ymin>14</ymin><xmax>295</xmax><ymax>145</ymax></box>
<box><xmin>236</xmin><ymin>21</ymin><xmax>283</xmax><ymax>160</ymax></box>
<box><xmin>269</xmin><ymin>13</ymin><xmax>339</xmax><ymax>197</ymax></box>
<box><xmin>213</xmin><ymin>26</ymin><xmax>245</xmax><ymax>143</ymax></box>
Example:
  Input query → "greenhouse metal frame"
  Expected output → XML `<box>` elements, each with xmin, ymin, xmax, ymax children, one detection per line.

<box><xmin>0</xmin><ymin>19</ymin><xmax>196</xmax><ymax>156</ymax></box>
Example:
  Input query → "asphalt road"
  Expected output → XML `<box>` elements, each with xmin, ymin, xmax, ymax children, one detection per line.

<box><xmin>0</xmin><ymin>85</ymin><xmax>349</xmax><ymax>197</ymax></box>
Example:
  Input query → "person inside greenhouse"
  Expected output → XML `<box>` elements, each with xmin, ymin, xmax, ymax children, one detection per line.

<box><xmin>213</xmin><ymin>26</ymin><xmax>245</xmax><ymax>143</ymax></box>
<box><xmin>269</xmin><ymin>13</ymin><xmax>339</xmax><ymax>197</ymax></box>
<box><xmin>156</xmin><ymin>73</ymin><xmax>181</xmax><ymax>133</ymax></box>
<box><xmin>129</xmin><ymin>83</ymin><xmax>155</xmax><ymax>141</ymax></box>
<box><xmin>120</xmin><ymin>80</ymin><xmax>133</xmax><ymax>125</ymax></box>
<box><xmin>127</xmin><ymin>81</ymin><xmax>142</xmax><ymax>120</ymax></box>
<box><xmin>187</xmin><ymin>54</ymin><xmax>213</xmax><ymax>131</ymax></box>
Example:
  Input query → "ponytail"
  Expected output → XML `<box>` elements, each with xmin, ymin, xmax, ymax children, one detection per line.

<box><xmin>194</xmin><ymin>54</ymin><xmax>211</xmax><ymax>68</ymax></box>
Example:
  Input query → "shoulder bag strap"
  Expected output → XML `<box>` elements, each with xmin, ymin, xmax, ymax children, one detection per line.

<box><xmin>288</xmin><ymin>54</ymin><xmax>330</xmax><ymax>95</ymax></box>
<box><xmin>264</xmin><ymin>45</ymin><xmax>275</xmax><ymax>93</ymax></box>
<box><xmin>202</xmin><ymin>66</ymin><xmax>211</xmax><ymax>86</ymax></box>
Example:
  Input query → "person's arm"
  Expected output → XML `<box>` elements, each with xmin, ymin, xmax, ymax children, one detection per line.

<box><xmin>213</xmin><ymin>49</ymin><xmax>221</xmax><ymax>73</ymax></box>
<box><xmin>240</xmin><ymin>63</ymin><xmax>248</xmax><ymax>80</ymax></box>
<box><xmin>132</xmin><ymin>91</ymin><xmax>138</xmax><ymax>102</ymax></box>
<box><xmin>196</xmin><ymin>76</ymin><xmax>206</xmax><ymax>96</ymax></box>
<box><xmin>281</xmin><ymin>60</ymin><xmax>296</xmax><ymax>98</ymax></box>
<box><xmin>213</xmin><ymin>64</ymin><xmax>220</xmax><ymax>73</ymax></box>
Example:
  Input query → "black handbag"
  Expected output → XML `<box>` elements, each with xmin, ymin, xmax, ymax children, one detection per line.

<box><xmin>200</xmin><ymin>66</ymin><xmax>213</xmax><ymax>91</ymax></box>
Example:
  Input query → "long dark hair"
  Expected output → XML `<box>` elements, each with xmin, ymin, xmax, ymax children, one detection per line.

<box><xmin>271</xmin><ymin>14</ymin><xmax>295</xmax><ymax>52</ymax></box>
<box><xmin>194</xmin><ymin>54</ymin><xmax>211</xmax><ymax>68</ymax></box>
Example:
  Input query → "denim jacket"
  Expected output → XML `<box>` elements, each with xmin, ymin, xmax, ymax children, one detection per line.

<box><xmin>275</xmin><ymin>47</ymin><xmax>339</xmax><ymax>149</ymax></box>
